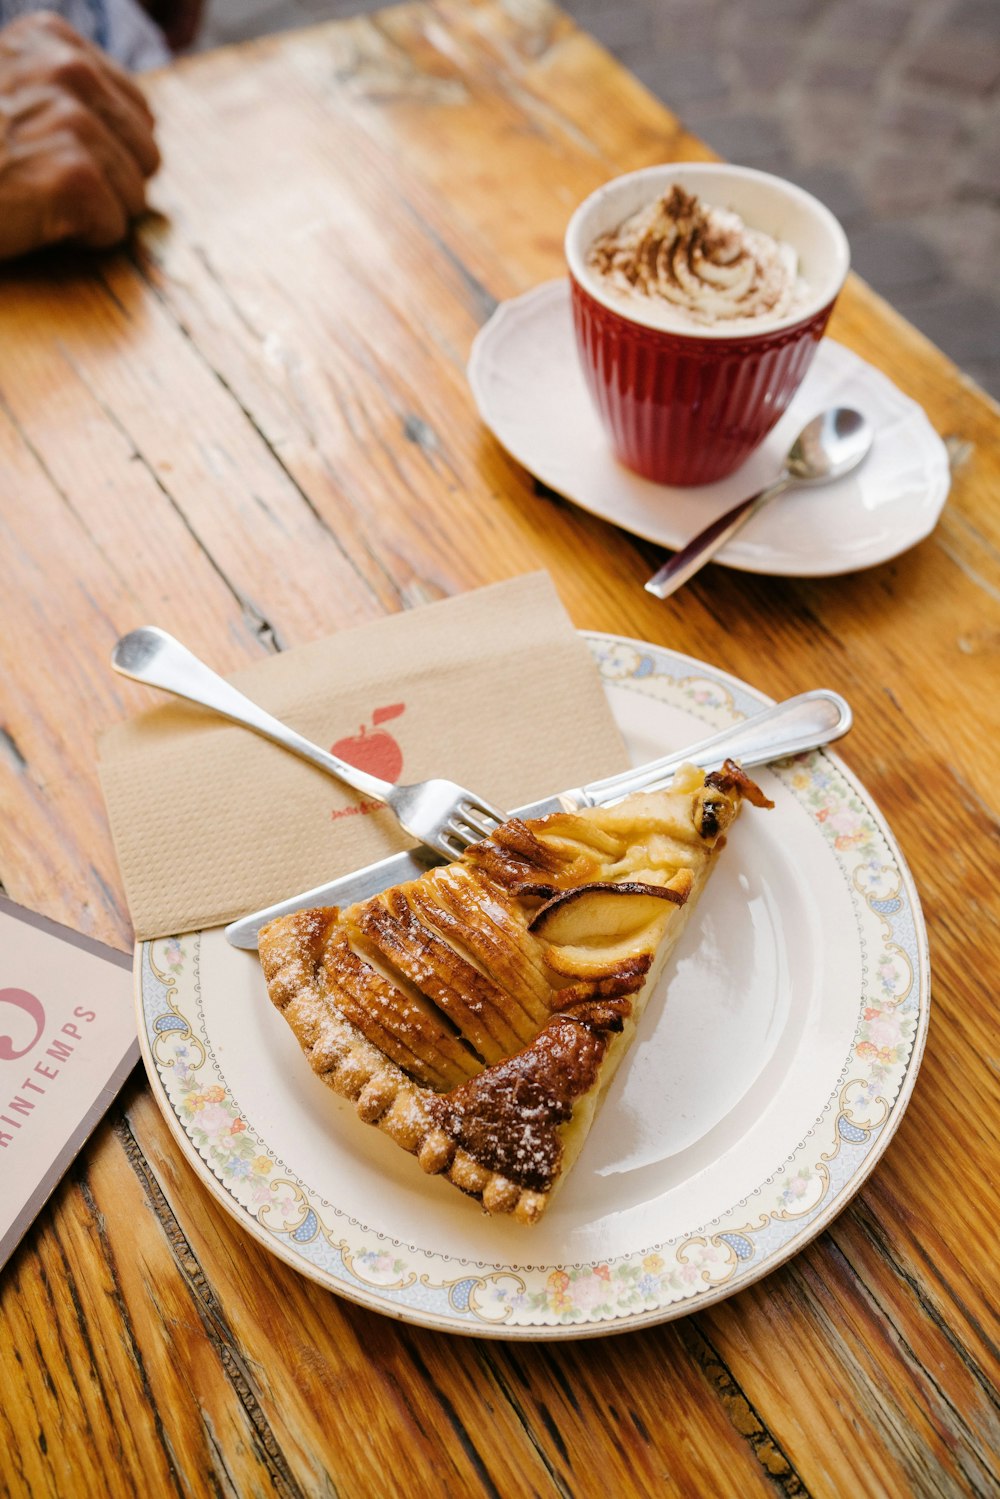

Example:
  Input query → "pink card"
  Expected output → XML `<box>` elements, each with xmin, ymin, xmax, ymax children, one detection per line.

<box><xmin>0</xmin><ymin>897</ymin><xmax>137</xmax><ymax>1269</ymax></box>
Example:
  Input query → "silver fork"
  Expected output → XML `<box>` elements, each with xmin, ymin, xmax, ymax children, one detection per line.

<box><xmin>110</xmin><ymin>627</ymin><xmax>506</xmax><ymax>859</ymax></box>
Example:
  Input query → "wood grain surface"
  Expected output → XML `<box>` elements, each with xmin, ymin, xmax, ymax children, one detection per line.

<box><xmin>1</xmin><ymin>1</ymin><xmax>998</xmax><ymax>1494</ymax></box>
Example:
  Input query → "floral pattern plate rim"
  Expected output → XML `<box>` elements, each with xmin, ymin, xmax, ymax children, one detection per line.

<box><xmin>136</xmin><ymin>635</ymin><xmax>929</xmax><ymax>1339</ymax></box>
<box><xmin>467</xmin><ymin>279</ymin><xmax>951</xmax><ymax>576</ymax></box>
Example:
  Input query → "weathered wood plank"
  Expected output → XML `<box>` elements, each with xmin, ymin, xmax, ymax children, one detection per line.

<box><xmin>0</xmin><ymin>1084</ymin><xmax>301</xmax><ymax>1498</ymax></box>
<box><xmin>703</xmin><ymin>1230</ymin><xmax>1000</xmax><ymax>1497</ymax></box>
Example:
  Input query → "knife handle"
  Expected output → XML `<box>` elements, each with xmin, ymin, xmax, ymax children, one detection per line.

<box><xmin>581</xmin><ymin>689</ymin><xmax>852</xmax><ymax>805</ymax></box>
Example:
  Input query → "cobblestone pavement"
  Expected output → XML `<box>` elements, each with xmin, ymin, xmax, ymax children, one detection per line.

<box><xmin>195</xmin><ymin>0</ymin><xmax>1000</xmax><ymax>399</ymax></box>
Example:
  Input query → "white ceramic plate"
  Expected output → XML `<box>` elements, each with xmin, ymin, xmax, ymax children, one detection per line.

<box><xmin>467</xmin><ymin>280</ymin><xmax>950</xmax><ymax>576</ymax></box>
<box><xmin>137</xmin><ymin>637</ymin><xmax>929</xmax><ymax>1337</ymax></box>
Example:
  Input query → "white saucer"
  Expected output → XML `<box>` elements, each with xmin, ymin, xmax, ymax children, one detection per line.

<box><xmin>467</xmin><ymin>279</ymin><xmax>951</xmax><ymax>576</ymax></box>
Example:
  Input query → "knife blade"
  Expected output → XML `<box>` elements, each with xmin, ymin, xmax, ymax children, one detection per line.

<box><xmin>224</xmin><ymin>687</ymin><xmax>851</xmax><ymax>950</ymax></box>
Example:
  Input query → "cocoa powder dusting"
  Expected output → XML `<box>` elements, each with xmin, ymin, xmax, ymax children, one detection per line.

<box><xmin>425</xmin><ymin>1004</ymin><xmax>628</xmax><ymax>1191</ymax></box>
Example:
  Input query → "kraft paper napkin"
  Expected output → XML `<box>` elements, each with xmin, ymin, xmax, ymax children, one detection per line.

<box><xmin>99</xmin><ymin>573</ymin><xmax>629</xmax><ymax>940</ymax></box>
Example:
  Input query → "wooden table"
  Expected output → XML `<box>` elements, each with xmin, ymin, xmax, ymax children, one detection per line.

<box><xmin>2</xmin><ymin>1</ymin><xmax>998</xmax><ymax>1492</ymax></box>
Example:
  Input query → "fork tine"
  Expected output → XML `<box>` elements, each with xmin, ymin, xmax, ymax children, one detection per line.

<box><xmin>465</xmin><ymin>794</ymin><xmax>507</xmax><ymax>820</ymax></box>
<box><xmin>441</xmin><ymin>801</ymin><xmax>506</xmax><ymax>854</ymax></box>
<box><xmin>445</xmin><ymin>817</ymin><xmax>490</xmax><ymax>850</ymax></box>
<box><xmin>438</xmin><ymin>828</ymin><xmax>472</xmax><ymax>858</ymax></box>
<box><xmin>385</xmin><ymin>780</ymin><xmax>510</xmax><ymax>859</ymax></box>
<box><xmin>459</xmin><ymin>801</ymin><xmax>505</xmax><ymax>837</ymax></box>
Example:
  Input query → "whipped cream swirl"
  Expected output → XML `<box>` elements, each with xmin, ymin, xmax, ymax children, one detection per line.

<box><xmin>587</xmin><ymin>186</ymin><xmax>807</xmax><ymax>330</ymax></box>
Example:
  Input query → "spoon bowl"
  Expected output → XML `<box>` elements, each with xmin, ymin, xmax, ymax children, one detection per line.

<box><xmin>645</xmin><ymin>406</ymin><xmax>875</xmax><ymax>599</ymax></box>
<box><xmin>786</xmin><ymin>407</ymin><xmax>874</xmax><ymax>484</ymax></box>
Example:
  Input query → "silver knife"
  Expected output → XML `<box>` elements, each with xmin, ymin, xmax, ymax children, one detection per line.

<box><xmin>224</xmin><ymin>688</ymin><xmax>851</xmax><ymax>950</ymax></box>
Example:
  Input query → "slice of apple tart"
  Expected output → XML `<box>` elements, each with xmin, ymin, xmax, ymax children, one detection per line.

<box><xmin>257</xmin><ymin>759</ymin><xmax>771</xmax><ymax>1224</ymax></box>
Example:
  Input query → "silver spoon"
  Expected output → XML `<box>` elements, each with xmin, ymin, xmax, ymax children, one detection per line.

<box><xmin>644</xmin><ymin>407</ymin><xmax>875</xmax><ymax>599</ymax></box>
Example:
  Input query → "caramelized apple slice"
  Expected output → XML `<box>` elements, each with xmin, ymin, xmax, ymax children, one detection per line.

<box><xmin>530</xmin><ymin>878</ymin><xmax>693</xmax><ymax>982</ymax></box>
<box><xmin>529</xmin><ymin>878</ymin><xmax>689</xmax><ymax>943</ymax></box>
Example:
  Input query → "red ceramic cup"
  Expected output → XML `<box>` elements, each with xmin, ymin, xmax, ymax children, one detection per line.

<box><xmin>565</xmin><ymin>163</ymin><xmax>850</xmax><ymax>488</ymax></box>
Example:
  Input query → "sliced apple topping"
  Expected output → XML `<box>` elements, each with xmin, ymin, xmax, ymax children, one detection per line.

<box><xmin>527</xmin><ymin>878</ymin><xmax>691</xmax><ymax>981</ymax></box>
<box><xmin>529</xmin><ymin>878</ymin><xmax>690</xmax><ymax>942</ymax></box>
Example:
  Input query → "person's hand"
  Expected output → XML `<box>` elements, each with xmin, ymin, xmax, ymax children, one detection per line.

<box><xmin>0</xmin><ymin>12</ymin><xmax>160</xmax><ymax>262</ymax></box>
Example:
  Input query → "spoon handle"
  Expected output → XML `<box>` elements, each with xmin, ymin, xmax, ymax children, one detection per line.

<box><xmin>644</xmin><ymin>472</ymin><xmax>791</xmax><ymax>599</ymax></box>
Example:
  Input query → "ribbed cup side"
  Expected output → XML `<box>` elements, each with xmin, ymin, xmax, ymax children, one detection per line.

<box><xmin>570</xmin><ymin>277</ymin><xmax>833</xmax><ymax>487</ymax></box>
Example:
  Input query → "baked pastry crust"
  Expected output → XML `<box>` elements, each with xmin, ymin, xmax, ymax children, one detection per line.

<box><xmin>258</xmin><ymin>759</ymin><xmax>770</xmax><ymax>1224</ymax></box>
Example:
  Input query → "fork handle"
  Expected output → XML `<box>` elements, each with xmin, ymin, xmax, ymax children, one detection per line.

<box><xmin>111</xmin><ymin>627</ymin><xmax>393</xmax><ymax>802</ymax></box>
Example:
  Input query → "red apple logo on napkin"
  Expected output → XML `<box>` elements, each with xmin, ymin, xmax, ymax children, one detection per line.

<box><xmin>331</xmin><ymin>704</ymin><xmax>405</xmax><ymax>783</ymax></box>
